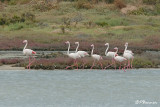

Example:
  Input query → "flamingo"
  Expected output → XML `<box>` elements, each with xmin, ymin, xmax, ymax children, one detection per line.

<box><xmin>123</xmin><ymin>42</ymin><xmax>134</xmax><ymax>69</ymax></box>
<box><xmin>104</xmin><ymin>43</ymin><xmax>118</xmax><ymax>69</ymax></box>
<box><xmin>65</xmin><ymin>41</ymin><xmax>81</xmax><ymax>70</ymax></box>
<box><xmin>23</xmin><ymin>40</ymin><xmax>36</xmax><ymax>70</ymax></box>
<box><xmin>114</xmin><ymin>47</ymin><xmax>127</xmax><ymax>72</ymax></box>
<box><xmin>90</xmin><ymin>44</ymin><xmax>103</xmax><ymax>69</ymax></box>
<box><xmin>75</xmin><ymin>42</ymin><xmax>89</xmax><ymax>69</ymax></box>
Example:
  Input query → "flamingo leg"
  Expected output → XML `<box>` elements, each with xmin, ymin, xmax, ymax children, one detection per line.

<box><xmin>131</xmin><ymin>58</ymin><xmax>133</xmax><ymax>69</ymax></box>
<box><xmin>119</xmin><ymin>62</ymin><xmax>121</xmax><ymax>70</ymax></box>
<box><xmin>90</xmin><ymin>60</ymin><xmax>95</xmax><ymax>69</ymax></box>
<box><xmin>66</xmin><ymin>60</ymin><xmax>76</xmax><ymax>69</ymax></box>
<box><xmin>28</xmin><ymin>56</ymin><xmax>36</xmax><ymax>69</ymax></box>
<box><xmin>27</xmin><ymin>56</ymin><xmax>30</xmax><ymax>69</ymax></box>
<box><xmin>114</xmin><ymin>61</ymin><xmax>116</xmax><ymax>70</ymax></box>
<box><xmin>122</xmin><ymin>61</ymin><xmax>127</xmax><ymax>72</ymax></box>
<box><xmin>99</xmin><ymin>61</ymin><xmax>103</xmax><ymax>69</ymax></box>
<box><xmin>82</xmin><ymin>59</ymin><xmax>86</xmax><ymax>69</ymax></box>
<box><xmin>128</xmin><ymin>60</ymin><xmax>131</xmax><ymax>69</ymax></box>
<box><xmin>105</xmin><ymin>59</ymin><xmax>114</xmax><ymax>69</ymax></box>
<box><xmin>75</xmin><ymin>60</ymin><xmax>78</xmax><ymax>70</ymax></box>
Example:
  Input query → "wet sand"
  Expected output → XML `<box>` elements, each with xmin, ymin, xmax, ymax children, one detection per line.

<box><xmin>0</xmin><ymin>65</ymin><xmax>25</xmax><ymax>70</ymax></box>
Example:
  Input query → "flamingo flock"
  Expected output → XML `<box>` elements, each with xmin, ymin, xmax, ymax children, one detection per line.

<box><xmin>22</xmin><ymin>40</ymin><xmax>134</xmax><ymax>71</ymax></box>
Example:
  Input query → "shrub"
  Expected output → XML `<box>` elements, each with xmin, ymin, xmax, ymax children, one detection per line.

<box><xmin>0</xmin><ymin>59</ymin><xmax>22</xmax><ymax>65</ymax></box>
<box><xmin>60</xmin><ymin>25</ymin><xmax>65</xmax><ymax>33</ymax></box>
<box><xmin>114</xmin><ymin>0</ymin><xmax>126</xmax><ymax>9</ymax></box>
<box><xmin>105</xmin><ymin>0</ymin><xmax>115</xmax><ymax>3</ymax></box>
<box><xmin>143</xmin><ymin>0</ymin><xmax>160</xmax><ymax>5</ymax></box>
<box><xmin>144</xmin><ymin>35</ymin><xmax>160</xmax><ymax>45</ymax></box>
<box><xmin>0</xmin><ymin>12</ymin><xmax>35</xmax><ymax>26</ymax></box>
<box><xmin>8</xmin><ymin>23</ymin><xmax>24</xmax><ymax>30</ymax></box>
<box><xmin>129</xmin><ymin>7</ymin><xmax>153</xmax><ymax>15</ymax></box>
<box><xmin>75</xmin><ymin>0</ymin><xmax>93</xmax><ymax>9</ymax></box>
<box><xmin>95</xmin><ymin>21</ymin><xmax>108</xmax><ymax>27</ymax></box>
<box><xmin>33</xmin><ymin>0</ymin><xmax>58</xmax><ymax>12</ymax></box>
<box><xmin>155</xmin><ymin>3</ymin><xmax>160</xmax><ymax>15</ymax></box>
<box><xmin>21</xmin><ymin>12</ymin><xmax>35</xmax><ymax>22</ymax></box>
<box><xmin>0</xmin><ymin>17</ymin><xmax>6</xmax><ymax>25</ymax></box>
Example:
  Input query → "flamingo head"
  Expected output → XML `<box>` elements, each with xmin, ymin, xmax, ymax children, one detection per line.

<box><xmin>114</xmin><ymin>47</ymin><xmax>118</xmax><ymax>50</ymax></box>
<box><xmin>75</xmin><ymin>42</ymin><xmax>79</xmax><ymax>44</ymax></box>
<box><xmin>125</xmin><ymin>42</ymin><xmax>128</xmax><ymax>46</ymax></box>
<box><xmin>23</xmin><ymin>40</ymin><xmax>27</xmax><ymax>43</ymax></box>
<box><xmin>91</xmin><ymin>44</ymin><xmax>94</xmax><ymax>47</ymax></box>
<box><xmin>115</xmin><ymin>54</ymin><xmax>118</xmax><ymax>56</ymax></box>
<box><xmin>105</xmin><ymin>43</ymin><xmax>109</xmax><ymax>46</ymax></box>
<box><xmin>65</xmin><ymin>41</ymin><xmax>69</xmax><ymax>44</ymax></box>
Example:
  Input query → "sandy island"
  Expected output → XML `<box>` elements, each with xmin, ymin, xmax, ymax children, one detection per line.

<box><xmin>0</xmin><ymin>65</ymin><xmax>25</xmax><ymax>70</ymax></box>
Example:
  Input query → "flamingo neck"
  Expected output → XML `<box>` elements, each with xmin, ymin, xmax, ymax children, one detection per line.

<box><xmin>105</xmin><ymin>44</ymin><xmax>109</xmax><ymax>55</ymax></box>
<box><xmin>124</xmin><ymin>45</ymin><xmax>128</xmax><ymax>52</ymax></box>
<box><xmin>67</xmin><ymin>42</ymin><xmax>70</xmax><ymax>55</ymax></box>
<box><xmin>75</xmin><ymin>43</ymin><xmax>79</xmax><ymax>53</ymax></box>
<box><xmin>115</xmin><ymin>48</ymin><xmax>118</xmax><ymax>54</ymax></box>
<box><xmin>23</xmin><ymin>42</ymin><xmax>27</xmax><ymax>50</ymax></box>
<box><xmin>91</xmin><ymin>46</ymin><xmax>94</xmax><ymax>56</ymax></box>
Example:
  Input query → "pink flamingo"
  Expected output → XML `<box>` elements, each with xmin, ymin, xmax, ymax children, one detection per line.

<box><xmin>114</xmin><ymin>47</ymin><xmax>127</xmax><ymax>72</ymax></box>
<box><xmin>23</xmin><ymin>40</ymin><xmax>36</xmax><ymax>69</ymax></box>
<box><xmin>123</xmin><ymin>42</ymin><xmax>134</xmax><ymax>69</ymax></box>
<box><xmin>65</xmin><ymin>41</ymin><xmax>81</xmax><ymax>70</ymax></box>
<box><xmin>75</xmin><ymin>42</ymin><xmax>89</xmax><ymax>69</ymax></box>
<box><xmin>90</xmin><ymin>44</ymin><xmax>103</xmax><ymax>69</ymax></box>
<box><xmin>104</xmin><ymin>43</ymin><xmax>118</xmax><ymax>69</ymax></box>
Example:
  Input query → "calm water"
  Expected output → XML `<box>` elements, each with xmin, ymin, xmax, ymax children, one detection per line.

<box><xmin>0</xmin><ymin>69</ymin><xmax>159</xmax><ymax>107</ymax></box>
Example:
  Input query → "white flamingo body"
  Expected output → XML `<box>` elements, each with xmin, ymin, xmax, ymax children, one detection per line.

<box><xmin>65</xmin><ymin>41</ymin><xmax>80</xmax><ymax>69</ymax></box>
<box><xmin>90</xmin><ymin>44</ymin><xmax>103</xmax><ymax>69</ymax></box>
<box><xmin>113</xmin><ymin>47</ymin><xmax>127</xmax><ymax>71</ymax></box>
<box><xmin>115</xmin><ymin>56</ymin><xmax>127</xmax><ymax>62</ymax></box>
<box><xmin>76</xmin><ymin>51</ymin><xmax>89</xmax><ymax>57</ymax></box>
<box><xmin>104</xmin><ymin>43</ymin><xmax>118</xmax><ymax>69</ymax></box>
<box><xmin>91</xmin><ymin>54</ymin><xmax>102</xmax><ymax>61</ymax></box>
<box><xmin>75</xmin><ymin>42</ymin><xmax>89</xmax><ymax>58</ymax></box>
<box><xmin>23</xmin><ymin>40</ymin><xmax>36</xmax><ymax>70</ymax></box>
<box><xmin>124</xmin><ymin>50</ymin><xmax>134</xmax><ymax>55</ymax></box>
<box><xmin>75</xmin><ymin>42</ymin><xmax>89</xmax><ymax>69</ymax></box>
<box><xmin>23</xmin><ymin>49</ymin><xmax>35</xmax><ymax>56</ymax></box>
<box><xmin>124</xmin><ymin>42</ymin><xmax>134</xmax><ymax>55</ymax></box>
<box><xmin>106</xmin><ymin>51</ymin><xmax>116</xmax><ymax>58</ymax></box>
<box><xmin>123</xmin><ymin>52</ymin><xmax>134</xmax><ymax>60</ymax></box>
<box><xmin>68</xmin><ymin>53</ymin><xmax>80</xmax><ymax>59</ymax></box>
<box><xmin>123</xmin><ymin>42</ymin><xmax>134</xmax><ymax>69</ymax></box>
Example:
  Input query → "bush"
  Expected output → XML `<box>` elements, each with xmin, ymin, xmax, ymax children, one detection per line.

<box><xmin>21</xmin><ymin>12</ymin><xmax>35</xmax><ymax>22</ymax></box>
<box><xmin>0</xmin><ymin>12</ymin><xmax>35</xmax><ymax>25</ymax></box>
<box><xmin>33</xmin><ymin>0</ymin><xmax>58</xmax><ymax>12</ymax></box>
<box><xmin>144</xmin><ymin>35</ymin><xmax>160</xmax><ymax>45</ymax></box>
<box><xmin>0</xmin><ymin>59</ymin><xmax>22</xmax><ymax>65</ymax></box>
<box><xmin>143</xmin><ymin>0</ymin><xmax>160</xmax><ymax>5</ymax></box>
<box><xmin>155</xmin><ymin>3</ymin><xmax>160</xmax><ymax>15</ymax></box>
<box><xmin>95</xmin><ymin>21</ymin><xmax>108</xmax><ymax>27</ymax></box>
<box><xmin>114</xmin><ymin>0</ymin><xmax>126</xmax><ymax>9</ymax></box>
<box><xmin>129</xmin><ymin>7</ymin><xmax>153</xmax><ymax>15</ymax></box>
<box><xmin>75</xmin><ymin>0</ymin><xmax>93</xmax><ymax>9</ymax></box>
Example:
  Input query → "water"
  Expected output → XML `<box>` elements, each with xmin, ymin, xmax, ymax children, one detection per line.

<box><xmin>0</xmin><ymin>69</ymin><xmax>159</xmax><ymax>107</ymax></box>
<box><xmin>0</xmin><ymin>51</ymin><xmax>69</xmax><ymax>59</ymax></box>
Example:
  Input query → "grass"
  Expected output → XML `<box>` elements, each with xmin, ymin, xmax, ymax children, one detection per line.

<box><xmin>0</xmin><ymin>1</ymin><xmax>159</xmax><ymax>53</ymax></box>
